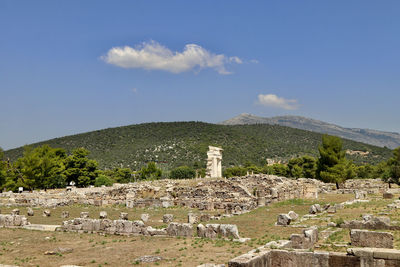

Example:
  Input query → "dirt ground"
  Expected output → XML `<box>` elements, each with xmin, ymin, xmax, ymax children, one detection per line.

<box><xmin>1</xmin><ymin>192</ymin><xmax>399</xmax><ymax>266</ymax></box>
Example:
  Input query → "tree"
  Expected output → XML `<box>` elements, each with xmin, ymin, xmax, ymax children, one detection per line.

<box><xmin>139</xmin><ymin>162</ymin><xmax>162</xmax><ymax>180</ymax></box>
<box><xmin>387</xmin><ymin>147</ymin><xmax>400</xmax><ymax>184</ymax></box>
<box><xmin>0</xmin><ymin>147</ymin><xmax>6</xmax><ymax>188</ymax></box>
<box><xmin>288</xmin><ymin>156</ymin><xmax>317</xmax><ymax>178</ymax></box>
<box><xmin>14</xmin><ymin>145</ymin><xmax>67</xmax><ymax>190</ymax></box>
<box><xmin>170</xmin><ymin>166</ymin><xmax>196</xmax><ymax>179</ymax></box>
<box><xmin>64</xmin><ymin>148</ymin><xmax>98</xmax><ymax>187</ymax></box>
<box><xmin>316</xmin><ymin>135</ymin><xmax>349</xmax><ymax>185</ymax></box>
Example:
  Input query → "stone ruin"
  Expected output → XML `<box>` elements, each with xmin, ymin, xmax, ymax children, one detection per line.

<box><xmin>340</xmin><ymin>214</ymin><xmax>400</xmax><ymax>231</ymax></box>
<box><xmin>0</xmin><ymin>175</ymin><xmax>329</xmax><ymax>213</ymax></box>
<box><xmin>205</xmin><ymin>146</ymin><xmax>223</xmax><ymax>178</ymax></box>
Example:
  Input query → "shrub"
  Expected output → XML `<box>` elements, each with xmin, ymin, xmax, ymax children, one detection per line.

<box><xmin>94</xmin><ymin>175</ymin><xmax>114</xmax><ymax>187</ymax></box>
<box><xmin>170</xmin><ymin>166</ymin><xmax>196</xmax><ymax>179</ymax></box>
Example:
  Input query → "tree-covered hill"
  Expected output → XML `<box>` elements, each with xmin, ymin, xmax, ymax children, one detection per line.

<box><xmin>4</xmin><ymin>122</ymin><xmax>393</xmax><ymax>170</ymax></box>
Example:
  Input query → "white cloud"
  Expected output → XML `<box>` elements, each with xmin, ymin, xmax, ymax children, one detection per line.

<box><xmin>102</xmin><ymin>41</ymin><xmax>241</xmax><ymax>74</ymax></box>
<box><xmin>257</xmin><ymin>94</ymin><xmax>299</xmax><ymax>110</ymax></box>
<box><xmin>131</xmin><ymin>88</ymin><xmax>138</xmax><ymax>93</ymax></box>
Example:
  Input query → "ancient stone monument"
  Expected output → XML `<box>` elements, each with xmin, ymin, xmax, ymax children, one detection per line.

<box><xmin>205</xmin><ymin>146</ymin><xmax>223</xmax><ymax>178</ymax></box>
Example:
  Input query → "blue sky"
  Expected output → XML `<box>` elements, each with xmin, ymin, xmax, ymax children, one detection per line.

<box><xmin>1</xmin><ymin>1</ymin><xmax>399</xmax><ymax>150</ymax></box>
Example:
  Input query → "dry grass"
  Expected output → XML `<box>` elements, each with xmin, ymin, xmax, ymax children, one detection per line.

<box><xmin>1</xmin><ymin>192</ymin><xmax>399</xmax><ymax>266</ymax></box>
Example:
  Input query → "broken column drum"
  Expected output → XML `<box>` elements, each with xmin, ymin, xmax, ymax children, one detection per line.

<box><xmin>205</xmin><ymin>146</ymin><xmax>223</xmax><ymax>178</ymax></box>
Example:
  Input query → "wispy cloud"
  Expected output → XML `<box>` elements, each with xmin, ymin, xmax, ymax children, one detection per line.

<box><xmin>102</xmin><ymin>41</ymin><xmax>241</xmax><ymax>74</ymax></box>
<box><xmin>257</xmin><ymin>94</ymin><xmax>299</xmax><ymax>110</ymax></box>
<box><xmin>131</xmin><ymin>88</ymin><xmax>138</xmax><ymax>93</ymax></box>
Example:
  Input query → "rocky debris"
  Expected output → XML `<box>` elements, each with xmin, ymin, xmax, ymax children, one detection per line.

<box><xmin>162</xmin><ymin>214</ymin><xmax>174</xmax><ymax>223</ymax></box>
<box><xmin>141</xmin><ymin>213</ymin><xmax>150</xmax><ymax>223</ymax></box>
<box><xmin>197</xmin><ymin>224</ymin><xmax>240</xmax><ymax>239</ymax></box>
<box><xmin>61</xmin><ymin>211</ymin><xmax>69</xmax><ymax>218</ymax></box>
<box><xmin>387</xmin><ymin>200</ymin><xmax>400</xmax><ymax>209</ymax></box>
<box><xmin>134</xmin><ymin>255</ymin><xmax>163</xmax><ymax>263</ymax></box>
<box><xmin>44</xmin><ymin>247</ymin><xmax>74</xmax><ymax>255</ymax></box>
<box><xmin>309</xmin><ymin>204</ymin><xmax>322</xmax><ymax>214</ymax></box>
<box><xmin>11</xmin><ymin>209</ymin><xmax>20</xmax><ymax>215</ymax></box>
<box><xmin>287</xmin><ymin>211</ymin><xmax>299</xmax><ymax>221</ymax></box>
<box><xmin>355</xmin><ymin>190</ymin><xmax>367</xmax><ymax>199</ymax></box>
<box><xmin>276</xmin><ymin>214</ymin><xmax>291</xmax><ymax>226</ymax></box>
<box><xmin>383</xmin><ymin>192</ymin><xmax>394</xmax><ymax>199</ymax></box>
<box><xmin>99</xmin><ymin>211</ymin><xmax>107</xmax><ymax>219</ymax></box>
<box><xmin>80</xmin><ymin>212</ymin><xmax>89</xmax><ymax>219</ymax></box>
<box><xmin>327</xmin><ymin>222</ymin><xmax>337</xmax><ymax>227</ymax></box>
<box><xmin>166</xmin><ymin>222</ymin><xmax>193</xmax><ymax>237</ymax></box>
<box><xmin>43</xmin><ymin>209</ymin><xmax>51</xmax><ymax>217</ymax></box>
<box><xmin>119</xmin><ymin>212</ymin><xmax>128</xmax><ymax>220</ymax></box>
<box><xmin>197</xmin><ymin>264</ymin><xmax>225</xmax><ymax>267</ymax></box>
<box><xmin>341</xmin><ymin>215</ymin><xmax>400</xmax><ymax>230</ymax></box>
<box><xmin>0</xmin><ymin>214</ymin><xmax>29</xmax><ymax>227</ymax></box>
<box><xmin>350</xmin><ymin>229</ymin><xmax>393</xmax><ymax>249</ymax></box>
<box><xmin>264</xmin><ymin>240</ymin><xmax>291</xmax><ymax>249</ymax></box>
<box><xmin>334</xmin><ymin>203</ymin><xmax>344</xmax><ymax>210</ymax></box>
<box><xmin>27</xmin><ymin>207</ymin><xmax>34</xmax><ymax>216</ymax></box>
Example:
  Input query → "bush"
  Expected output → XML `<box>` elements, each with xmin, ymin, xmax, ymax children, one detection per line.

<box><xmin>223</xmin><ymin>166</ymin><xmax>247</xmax><ymax>178</ymax></box>
<box><xmin>94</xmin><ymin>175</ymin><xmax>114</xmax><ymax>187</ymax></box>
<box><xmin>170</xmin><ymin>166</ymin><xmax>196</xmax><ymax>179</ymax></box>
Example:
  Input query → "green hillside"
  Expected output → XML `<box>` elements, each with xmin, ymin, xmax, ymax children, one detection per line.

<box><xmin>4</xmin><ymin>122</ymin><xmax>392</xmax><ymax>170</ymax></box>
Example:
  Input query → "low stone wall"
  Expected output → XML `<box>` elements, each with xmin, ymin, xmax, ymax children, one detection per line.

<box><xmin>228</xmin><ymin>247</ymin><xmax>400</xmax><ymax>267</ymax></box>
<box><xmin>60</xmin><ymin>218</ymin><xmax>197</xmax><ymax>238</ymax></box>
<box><xmin>0</xmin><ymin>214</ymin><xmax>29</xmax><ymax>227</ymax></box>
<box><xmin>338</xmin><ymin>179</ymin><xmax>391</xmax><ymax>194</ymax></box>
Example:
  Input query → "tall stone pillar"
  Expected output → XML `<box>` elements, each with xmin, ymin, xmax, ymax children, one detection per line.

<box><xmin>205</xmin><ymin>146</ymin><xmax>223</xmax><ymax>178</ymax></box>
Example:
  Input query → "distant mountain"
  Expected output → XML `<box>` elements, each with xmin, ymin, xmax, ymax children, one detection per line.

<box><xmin>219</xmin><ymin>113</ymin><xmax>400</xmax><ymax>149</ymax></box>
<box><xmin>4</xmin><ymin>122</ymin><xmax>392</xmax><ymax>170</ymax></box>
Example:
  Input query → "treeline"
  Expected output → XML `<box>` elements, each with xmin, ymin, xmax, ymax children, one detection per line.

<box><xmin>0</xmin><ymin>145</ymin><xmax>201</xmax><ymax>191</ymax></box>
<box><xmin>224</xmin><ymin>135</ymin><xmax>400</xmax><ymax>186</ymax></box>
<box><xmin>0</xmin><ymin>134</ymin><xmax>399</xmax><ymax>192</ymax></box>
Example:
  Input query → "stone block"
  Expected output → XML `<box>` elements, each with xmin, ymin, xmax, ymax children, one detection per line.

<box><xmin>43</xmin><ymin>209</ymin><xmax>51</xmax><ymax>217</ymax></box>
<box><xmin>11</xmin><ymin>209</ymin><xmax>20</xmax><ymax>215</ymax></box>
<box><xmin>80</xmin><ymin>212</ymin><xmax>89</xmax><ymax>219</ymax></box>
<box><xmin>277</xmin><ymin>214</ymin><xmax>291</xmax><ymax>225</ymax></box>
<box><xmin>162</xmin><ymin>214</ymin><xmax>173</xmax><ymax>223</ymax></box>
<box><xmin>188</xmin><ymin>213</ymin><xmax>199</xmax><ymax>224</ymax></box>
<box><xmin>119</xmin><ymin>212</ymin><xmax>128</xmax><ymax>220</ymax></box>
<box><xmin>288</xmin><ymin>211</ymin><xmax>299</xmax><ymax>221</ymax></box>
<box><xmin>99</xmin><ymin>211</ymin><xmax>107</xmax><ymax>219</ymax></box>
<box><xmin>141</xmin><ymin>213</ymin><xmax>150</xmax><ymax>223</ymax></box>
<box><xmin>383</xmin><ymin>192</ymin><xmax>394</xmax><ymax>199</ymax></box>
<box><xmin>27</xmin><ymin>207</ymin><xmax>34</xmax><ymax>216</ymax></box>
<box><xmin>350</xmin><ymin>229</ymin><xmax>393</xmax><ymax>248</ymax></box>
<box><xmin>166</xmin><ymin>222</ymin><xmax>193</xmax><ymax>237</ymax></box>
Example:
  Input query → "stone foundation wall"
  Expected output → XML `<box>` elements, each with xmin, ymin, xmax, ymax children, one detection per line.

<box><xmin>0</xmin><ymin>176</ymin><xmax>390</xmax><ymax>213</ymax></box>
<box><xmin>0</xmin><ymin>175</ymin><xmax>333</xmax><ymax>211</ymax></box>
<box><xmin>228</xmin><ymin>247</ymin><xmax>400</xmax><ymax>267</ymax></box>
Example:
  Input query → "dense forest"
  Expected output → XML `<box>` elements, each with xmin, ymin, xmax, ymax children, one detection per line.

<box><xmin>4</xmin><ymin>122</ymin><xmax>393</xmax><ymax>170</ymax></box>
